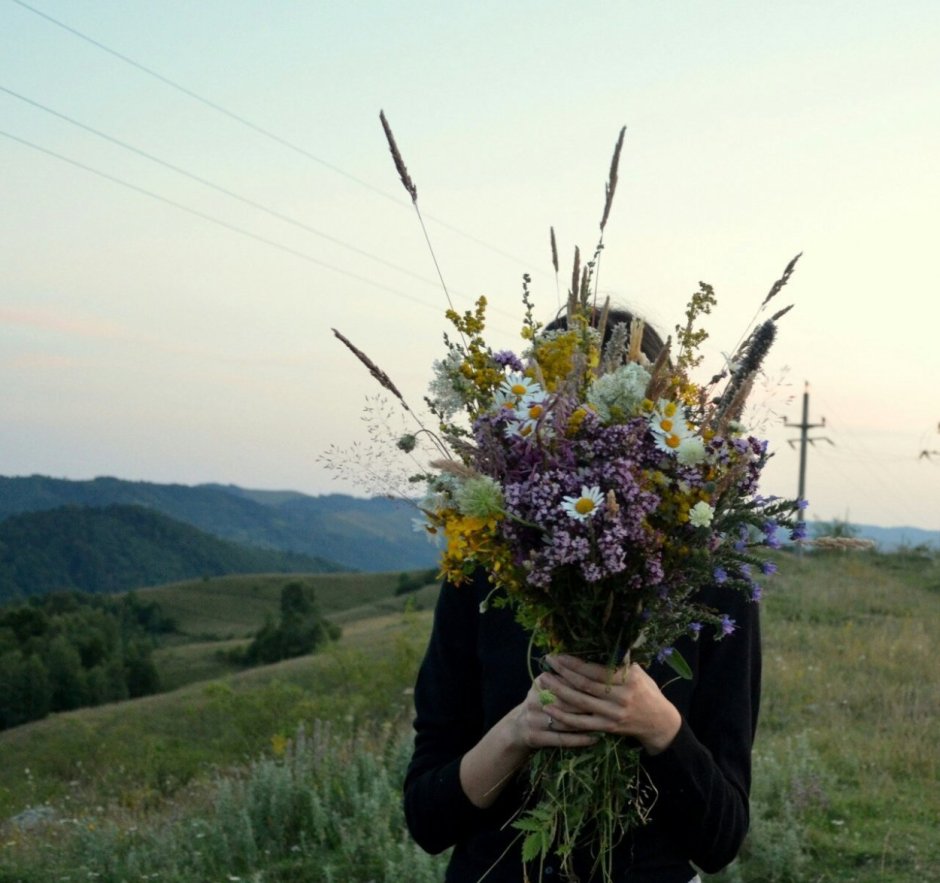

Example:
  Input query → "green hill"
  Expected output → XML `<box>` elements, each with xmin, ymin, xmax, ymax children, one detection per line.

<box><xmin>0</xmin><ymin>504</ymin><xmax>341</xmax><ymax>603</ymax></box>
<box><xmin>0</xmin><ymin>475</ymin><xmax>438</xmax><ymax>571</ymax></box>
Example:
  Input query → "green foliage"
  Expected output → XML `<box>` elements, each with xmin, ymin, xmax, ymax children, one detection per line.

<box><xmin>0</xmin><ymin>504</ymin><xmax>334</xmax><ymax>603</ymax></box>
<box><xmin>393</xmin><ymin>568</ymin><xmax>438</xmax><ymax>596</ymax></box>
<box><xmin>0</xmin><ymin>591</ymin><xmax>166</xmax><ymax>729</ymax></box>
<box><xmin>518</xmin><ymin>736</ymin><xmax>646</xmax><ymax>882</ymax></box>
<box><xmin>235</xmin><ymin>583</ymin><xmax>341</xmax><ymax>666</ymax></box>
<box><xmin>711</xmin><ymin>734</ymin><xmax>828</xmax><ymax>883</ymax></box>
<box><xmin>0</xmin><ymin>723</ymin><xmax>447</xmax><ymax>882</ymax></box>
<box><xmin>1</xmin><ymin>553</ymin><xmax>937</xmax><ymax>881</ymax></box>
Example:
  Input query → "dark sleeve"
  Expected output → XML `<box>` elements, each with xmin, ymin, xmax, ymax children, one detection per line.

<box><xmin>642</xmin><ymin>588</ymin><xmax>761</xmax><ymax>873</ymax></box>
<box><xmin>403</xmin><ymin>576</ymin><xmax>508</xmax><ymax>855</ymax></box>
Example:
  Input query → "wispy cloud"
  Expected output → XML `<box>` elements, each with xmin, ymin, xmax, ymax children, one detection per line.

<box><xmin>0</xmin><ymin>306</ymin><xmax>130</xmax><ymax>341</ymax></box>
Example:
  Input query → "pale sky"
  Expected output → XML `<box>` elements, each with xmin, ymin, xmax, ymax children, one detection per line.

<box><xmin>2</xmin><ymin>0</ymin><xmax>938</xmax><ymax>532</ymax></box>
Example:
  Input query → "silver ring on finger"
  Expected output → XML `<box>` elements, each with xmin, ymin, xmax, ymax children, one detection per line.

<box><xmin>546</xmin><ymin>714</ymin><xmax>555</xmax><ymax>731</ymax></box>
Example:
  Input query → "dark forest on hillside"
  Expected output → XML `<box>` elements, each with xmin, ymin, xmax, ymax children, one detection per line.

<box><xmin>0</xmin><ymin>504</ymin><xmax>336</xmax><ymax>602</ymax></box>
<box><xmin>0</xmin><ymin>591</ymin><xmax>171</xmax><ymax>729</ymax></box>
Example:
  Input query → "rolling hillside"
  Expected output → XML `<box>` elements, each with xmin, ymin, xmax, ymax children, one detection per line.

<box><xmin>0</xmin><ymin>475</ymin><xmax>438</xmax><ymax>571</ymax></box>
<box><xmin>0</xmin><ymin>504</ymin><xmax>340</xmax><ymax>602</ymax></box>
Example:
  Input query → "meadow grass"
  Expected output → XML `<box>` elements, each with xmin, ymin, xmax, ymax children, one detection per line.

<box><xmin>142</xmin><ymin>571</ymin><xmax>439</xmax><ymax>693</ymax></box>
<box><xmin>1</xmin><ymin>551</ymin><xmax>937</xmax><ymax>881</ymax></box>
<box><xmin>712</xmin><ymin>548</ymin><xmax>940</xmax><ymax>881</ymax></box>
<box><xmin>0</xmin><ymin>604</ymin><xmax>430</xmax><ymax>821</ymax></box>
<box><xmin>136</xmin><ymin>570</ymin><xmax>438</xmax><ymax>639</ymax></box>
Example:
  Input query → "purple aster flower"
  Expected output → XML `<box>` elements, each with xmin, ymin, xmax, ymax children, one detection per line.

<box><xmin>791</xmin><ymin>522</ymin><xmax>808</xmax><ymax>541</ymax></box>
<box><xmin>750</xmin><ymin>584</ymin><xmax>763</xmax><ymax>602</ymax></box>
<box><xmin>720</xmin><ymin>614</ymin><xmax>736</xmax><ymax>636</ymax></box>
<box><xmin>656</xmin><ymin>647</ymin><xmax>674</xmax><ymax>663</ymax></box>
<box><xmin>797</xmin><ymin>498</ymin><xmax>809</xmax><ymax>511</ymax></box>
<box><xmin>761</xmin><ymin>560</ymin><xmax>778</xmax><ymax>575</ymax></box>
<box><xmin>688</xmin><ymin>622</ymin><xmax>703</xmax><ymax>636</ymax></box>
<box><xmin>713</xmin><ymin>567</ymin><xmax>728</xmax><ymax>584</ymax></box>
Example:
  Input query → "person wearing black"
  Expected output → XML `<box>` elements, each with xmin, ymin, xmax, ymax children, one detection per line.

<box><xmin>404</xmin><ymin>568</ymin><xmax>759</xmax><ymax>882</ymax></box>
<box><xmin>404</xmin><ymin>310</ymin><xmax>761</xmax><ymax>882</ymax></box>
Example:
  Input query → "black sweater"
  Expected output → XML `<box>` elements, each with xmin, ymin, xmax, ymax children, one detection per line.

<box><xmin>403</xmin><ymin>570</ymin><xmax>761</xmax><ymax>882</ymax></box>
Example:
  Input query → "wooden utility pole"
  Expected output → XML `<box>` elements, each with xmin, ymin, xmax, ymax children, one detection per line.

<box><xmin>784</xmin><ymin>382</ymin><xmax>833</xmax><ymax>543</ymax></box>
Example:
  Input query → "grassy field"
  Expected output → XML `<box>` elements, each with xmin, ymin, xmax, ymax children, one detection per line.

<box><xmin>144</xmin><ymin>570</ymin><xmax>440</xmax><ymax>690</ymax></box>
<box><xmin>0</xmin><ymin>551</ymin><xmax>938</xmax><ymax>881</ymax></box>
<box><xmin>726</xmin><ymin>549</ymin><xmax>940</xmax><ymax>880</ymax></box>
<box><xmin>137</xmin><ymin>570</ymin><xmax>440</xmax><ymax>639</ymax></box>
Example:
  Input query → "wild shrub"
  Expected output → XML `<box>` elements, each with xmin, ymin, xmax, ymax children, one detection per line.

<box><xmin>0</xmin><ymin>721</ymin><xmax>446</xmax><ymax>882</ymax></box>
<box><xmin>710</xmin><ymin>734</ymin><xmax>828</xmax><ymax>882</ymax></box>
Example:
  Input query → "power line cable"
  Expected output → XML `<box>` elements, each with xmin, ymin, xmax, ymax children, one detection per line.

<box><xmin>810</xmin><ymin>443</ymin><xmax>925</xmax><ymax>529</ymax></box>
<box><xmin>0</xmin><ymin>127</ymin><xmax>448</xmax><ymax>314</ymax></box>
<box><xmin>812</xmin><ymin>395</ymin><xmax>937</xmax><ymax>527</ymax></box>
<box><xmin>10</xmin><ymin>0</ymin><xmax>544</xmax><ymax>274</ymax></box>
<box><xmin>0</xmin><ymin>83</ymin><xmax>452</xmax><ymax>294</ymax></box>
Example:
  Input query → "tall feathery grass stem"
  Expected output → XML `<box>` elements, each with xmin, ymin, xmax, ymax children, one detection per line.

<box><xmin>413</xmin><ymin>204</ymin><xmax>460</xmax><ymax>320</ymax></box>
<box><xmin>550</xmin><ymin>226</ymin><xmax>561</xmax><ymax>310</ymax></box>
<box><xmin>379</xmin><ymin>110</ymin><xmax>466</xmax><ymax>347</ymax></box>
<box><xmin>331</xmin><ymin>328</ymin><xmax>452</xmax><ymax>460</ymax></box>
<box><xmin>592</xmin><ymin>126</ymin><xmax>626</xmax><ymax>308</ymax></box>
<box><xmin>727</xmin><ymin>252</ymin><xmax>802</xmax><ymax>361</ymax></box>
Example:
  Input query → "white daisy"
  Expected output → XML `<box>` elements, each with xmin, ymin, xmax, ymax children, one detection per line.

<box><xmin>561</xmin><ymin>485</ymin><xmax>605</xmax><ymax>521</ymax></box>
<box><xmin>512</xmin><ymin>389</ymin><xmax>548</xmax><ymax>424</ymax></box>
<box><xmin>499</xmin><ymin>372</ymin><xmax>542</xmax><ymax>402</ymax></box>
<box><xmin>505</xmin><ymin>390</ymin><xmax>552</xmax><ymax>440</ymax></box>
<box><xmin>650</xmin><ymin>400</ymin><xmax>693</xmax><ymax>454</ymax></box>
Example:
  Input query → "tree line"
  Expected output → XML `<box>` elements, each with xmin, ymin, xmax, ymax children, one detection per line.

<box><xmin>0</xmin><ymin>591</ymin><xmax>173</xmax><ymax>730</ymax></box>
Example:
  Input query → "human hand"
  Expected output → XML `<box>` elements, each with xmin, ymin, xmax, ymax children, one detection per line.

<box><xmin>511</xmin><ymin>676</ymin><xmax>600</xmax><ymax>751</ymax></box>
<box><xmin>537</xmin><ymin>654</ymin><xmax>681</xmax><ymax>755</ymax></box>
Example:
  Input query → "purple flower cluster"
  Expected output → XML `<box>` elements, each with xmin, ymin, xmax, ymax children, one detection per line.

<box><xmin>490</xmin><ymin>412</ymin><xmax>667</xmax><ymax>592</ymax></box>
<box><xmin>452</xmin><ymin>364</ymin><xmax>803</xmax><ymax>661</ymax></box>
<box><xmin>492</xmin><ymin>350</ymin><xmax>525</xmax><ymax>372</ymax></box>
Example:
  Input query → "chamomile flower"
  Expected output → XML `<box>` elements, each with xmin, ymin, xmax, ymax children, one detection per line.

<box><xmin>411</xmin><ymin>517</ymin><xmax>442</xmax><ymax>546</ymax></box>
<box><xmin>500</xmin><ymin>372</ymin><xmax>542</xmax><ymax>402</ymax></box>
<box><xmin>514</xmin><ymin>390</ymin><xmax>549</xmax><ymax>426</ymax></box>
<box><xmin>506</xmin><ymin>390</ymin><xmax>552</xmax><ymax>440</ymax></box>
<box><xmin>561</xmin><ymin>485</ymin><xmax>605</xmax><ymax>521</ymax></box>
<box><xmin>491</xmin><ymin>387</ymin><xmax>520</xmax><ymax>411</ymax></box>
<box><xmin>650</xmin><ymin>400</ymin><xmax>693</xmax><ymax>453</ymax></box>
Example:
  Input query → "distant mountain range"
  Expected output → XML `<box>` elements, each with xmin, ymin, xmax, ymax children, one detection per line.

<box><xmin>1</xmin><ymin>474</ymin><xmax>934</xmax><ymax>604</ymax></box>
<box><xmin>0</xmin><ymin>475</ymin><xmax>438</xmax><ymax>574</ymax></box>
<box><xmin>845</xmin><ymin>523</ymin><xmax>939</xmax><ymax>551</ymax></box>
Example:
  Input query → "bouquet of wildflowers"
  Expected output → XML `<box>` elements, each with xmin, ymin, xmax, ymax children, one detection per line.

<box><xmin>329</xmin><ymin>118</ymin><xmax>806</xmax><ymax>883</ymax></box>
